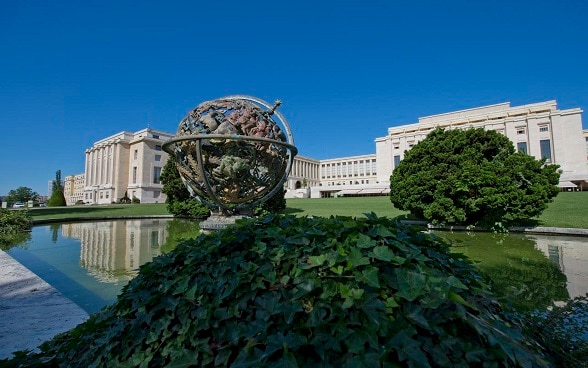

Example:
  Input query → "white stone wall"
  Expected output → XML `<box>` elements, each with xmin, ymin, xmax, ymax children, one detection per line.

<box><xmin>375</xmin><ymin>100</ymin><xmax>587</xmax><ymax>185</ymax></box>
<box><xmin>83</xmin><ymin>128</ymin><xmax>173</xmax><ymax>204</ymax></box>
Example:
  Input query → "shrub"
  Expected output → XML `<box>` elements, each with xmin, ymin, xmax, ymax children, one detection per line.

<box><xmin>0</xmin><ymin>208</ymin><xmax>32</xmax><ymax>250</ymax></box>
<box><xmin>47</xmin><ymin>189</ymin><xmax>66</xmax><ymax>207</ymax></box>
<box><xmin>161</xmin><ymin>157</ymin><xmax>209</xmax><ymax>218</ymax></box>
<box><xmin>390</xmin><ymin>128</ymin><xmax>560</xmax><ymax>230</ymax></box>
<box><xmin>5</xmin><ymin>214</ymin><xmax>553</xmax><ymax>367</ymax></box>
<box><xmin>254</xmin><ymin>188</ymin><xmax>286</xmax><ymax>216</ymax></box>
<box><xmin>167</xmin><ymin>198</ymin><xmax>210</xmax><ymax>219</ymax></box>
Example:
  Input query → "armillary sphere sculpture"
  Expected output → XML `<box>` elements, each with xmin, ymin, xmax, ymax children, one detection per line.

<box><xmin>163</xmin><ymin>95</ymin><xmax>297</xmax><ymax>231</ymax></box>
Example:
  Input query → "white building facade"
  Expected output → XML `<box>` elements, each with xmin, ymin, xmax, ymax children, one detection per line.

<box><xmin>76</xmin><ymin>100</ymin><xmax>587</xmax><ymax>204</ymax></box>
<box><xmin>64</xmin><ymin>173</ymin><xmax>85</xmax><ymax>206</ymax></box>
<box><xmin>83</xmin><ymin>128</ymin><xmax>174</xmax><ymax>204</ymax></box>
<box><xmin>375</xmin><ymin>100</ymin><xmax>587</xmax><ymax>188</ymax></box>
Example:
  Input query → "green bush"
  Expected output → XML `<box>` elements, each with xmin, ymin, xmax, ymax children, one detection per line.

<box><xmin>254</xmin><ymin>188</ymin><xmax>286</xmax><ymax>216</ymax></box>
<box><xmin>5</xmin><ymin>214</ymin><xmax>554</xmax><ymax>367</ymax></box>
<box><xmin>167</xmin><ymin>197</ymin><xmax>210</xmax><ymax>219</ymax></box>
<box><xmin>161</xmin><ymin>157</ymin><xmax>209</xmax><ymax>218</ymax></box>
<box><xmin>47</xmin><ymin>189</ymin><xmax>66</xmax><ymax>207</ymax></box>
<box><xmin>390</xmin><ymin>128</ymin><xmax>560</xmax><ymax>230</ymax></box>
<box><xmin>0</xmin><ymin>208</ymin><xmax>32</xmax><ymax>250</ymax></box>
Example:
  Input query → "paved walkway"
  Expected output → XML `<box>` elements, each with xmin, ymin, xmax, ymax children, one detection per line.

<box><xmin>0</xmin><ymin>250</ymin><xmax>89</xmax><ymax>360</ymax></box>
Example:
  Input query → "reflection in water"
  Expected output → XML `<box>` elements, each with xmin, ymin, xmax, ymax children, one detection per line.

<box><xmin>5</xmin><ymin>218</ymin><xmax>199</xmax><ymax>313</ymax></box>
<box><xmin>531</xmin><ymin>235</ymin><xmax>588</xmax><ymax>299</ymax></box>
<box><xmin>60</xmin><ymin>219</ymin><xmax>197</xmax><ymax>285</ymax></box>
<box><xmin>436</xmin><ymin>231</ymin><xmax>588</xmax><ymax>311</ymax></box>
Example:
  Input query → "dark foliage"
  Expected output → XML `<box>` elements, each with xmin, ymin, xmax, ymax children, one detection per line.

<box><xmin>518</xmin><ymin>294</ymin><xmax>588</xmax><ymax>368</ymax></box>
<box><xmin>254</xmin><ymin>188</ymin><xmax>286</xmax><ymax>216</ymax></box>
<box><xmin>390</xmin><ymin>128</ymin><xmax>560</xmax><ymax>230</ymax></box>
<box><xmin>0</xmin><ymin>208</ymin><xmax>32</xmax><ymax>250</ymax></box>
<box><xmin>161</xmin><ymin>158</ymin><xmax>209</xmax><ymax>218</ymax></box>
<box><xmin>4</xmin><ymin>215</ymin><xmax>555</xmax><ymax>367</ymax></box>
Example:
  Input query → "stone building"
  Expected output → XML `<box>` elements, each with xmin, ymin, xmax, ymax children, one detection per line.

<box><xmin>74</xmin><ymin>100</ymin><xmax>587</xmax><ymax>203</ymax></box>
<box><xmin>83</xmin><ymin>128</ymin><xmax>173</xmax><ymax>204</ymax></box>
<box><xmin>375</xmin><ymin>100</ymin><xmax>587</xmax><ymax>189</ymax></box>
<box><xmin>64</xmin><ymin>173</ymin><xmax>85</xmax><ymax>205</ymax></box>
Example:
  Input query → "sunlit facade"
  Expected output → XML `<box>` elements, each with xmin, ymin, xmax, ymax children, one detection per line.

<box><xmin>83</xmin><ymin>128</ymin><xmax>173</xmax><ymax>204</ymax></box>
<box><xmin>73</xmin><ymin>101</ymin><xmax>587</xmax><ymax>203</ymax></box>
<box><xmin>376</xmin><ymin>100</ymin><xmax>588</xmax><ymax>189</ymax></box>
<box><xmin>64</xmin><ymin>173</ymin><xmax>85</xmax><ymax>206</ymax></box>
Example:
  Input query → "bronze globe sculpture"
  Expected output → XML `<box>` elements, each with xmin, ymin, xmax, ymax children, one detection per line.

<box><xmin>163</xmin><ymin>95</ymin><xmax>297</xmax><ymax>230</ymax></box>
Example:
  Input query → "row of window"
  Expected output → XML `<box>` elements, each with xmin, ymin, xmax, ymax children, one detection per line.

<box><xmin>132</xmin><ymin>166</ymin><xmax>163</xmax><ymax>184</ymax></box>
<box><xmin>324</xmin><ymin>180</ymin><xmax>371</xmax><ymax>186</ymax></box>
<box><xmin>321</xmin><ymin>160</ymin><xmax>377</xmax><ymax>179</ymax></box>
<box><xmin>393</xmin><ymin>139</ymin><xmax>553</xmax><ymax>168</ymax></box>
<box><xmin>517</xmin><ymin>126</ymin><xmax>549</xmax><ymax>135</ymax></box>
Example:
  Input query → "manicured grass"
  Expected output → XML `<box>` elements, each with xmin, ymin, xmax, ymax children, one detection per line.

<box><xmin>25</xmin><ymin>191</ymin><xmax>588</xmax><ymax>228</ymax></box>
<box><xmin>284</xmin><ymin>197</ymin><xmax>409</xmax><ymax>219</ymax></box>
<box><xmin>28</xmin><ymin>203</ymin><xmax>170</xmax><ymax>221</ymax></box>
<box><xmin>286</xmin><ymin>192</ymin><xmax>588</xmax><ymax>229</ymax></box>
<box><xmin>534</xmin><ymin>191</ymin><xmax>588</xmax><ymax>228</ymax></box>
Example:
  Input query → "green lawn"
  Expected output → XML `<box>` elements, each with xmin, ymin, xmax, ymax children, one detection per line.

<box><xmin>28</xmin><ymin>203</ymin><xmax>170</xmax><ymax>222</ymax></box>
<box><xmin>287</xmin><ymin>192</ymin><xmax>588</xmax><ymax>229</ymax></box>
<box><xmin>26</xmin><ymin>192</ymin><xmax>588</xmax><ymax>228</ymax></box>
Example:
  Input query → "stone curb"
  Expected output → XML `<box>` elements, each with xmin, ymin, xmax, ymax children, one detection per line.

<box><xmin>0</xmin><ymin>251</ymin><xmax>89</xmax><ymax>360</ymax></box>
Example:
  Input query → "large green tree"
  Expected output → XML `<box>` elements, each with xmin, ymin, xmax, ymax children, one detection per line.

<box><xmin>6</xmin><ymin>186</ymin><xmax>38</xmax><ymax>204</ymax></box>
<box><xmin>160</xmin><ymin>158</ymin><xmax>209</xmax><ymax>218</ymax></box>
<box><xmin>390</xmin><ymin>128</ymin><xmax>560</xmax><ymax>230</ymax></box>
<box><xmin>48</xmin><ymin>170</ymin><xmax>67</xmax><ymax>207</ymax></box>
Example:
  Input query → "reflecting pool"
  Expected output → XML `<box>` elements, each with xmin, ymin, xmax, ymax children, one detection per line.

<box><xmin>7</xmin><ymin>218</ymin><xmax>198</xmax><ymax>314</ymax></box>
<box><xmin>436</xmin><ymin>231</ymin><xmax>588</xmax><ymax>311</ymax></box>
<box><xmin>6</xmin><ymin>220</ymin><xmax>588</xmax><ymax>315</ymax></box>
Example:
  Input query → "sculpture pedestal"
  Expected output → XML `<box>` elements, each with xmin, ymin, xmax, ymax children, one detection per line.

<box><xmin>199</xmin><ymin>213</ymin><xmax>250</xmax><ymax>233</ymax></box>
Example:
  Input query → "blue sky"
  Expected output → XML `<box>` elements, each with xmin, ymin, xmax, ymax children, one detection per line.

<box><xmin>1</xmin><ymin>0</ymin><xmax>587</xmax><ymax>196</ymax></box>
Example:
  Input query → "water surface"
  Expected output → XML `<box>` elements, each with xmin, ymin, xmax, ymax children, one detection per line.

<box><xmin>7</xmin><ymin>218</ymin><xmax>198</xmax><ymax>313</ymax></box>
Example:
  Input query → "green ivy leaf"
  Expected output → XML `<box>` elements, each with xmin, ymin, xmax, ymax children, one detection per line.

<box><xmin>356</xmin><ymin>233</ymin><xmax>376</xmax><ymax>248</ymax></box>
<box><xmin>395</xmin><ymin>269</ymin><xmax>427</xmax><ymax>301</ymax></box>
<box><xmin>358</xmin><ymin>267</ymin><xmax>380</xmax><ymax>288</ymax></box>
<box><xmin>348</xmin><ymin>247</ymin><xmax>370</xmax><ymax>269</ymax></box>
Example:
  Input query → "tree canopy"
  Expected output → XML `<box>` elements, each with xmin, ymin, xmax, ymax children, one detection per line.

<box><xmin>48</xmin><ymin>170</ymin><xmax>67</xmax><ymax>207</ymax></box>
<box><xmin>6</xmin><ymin>186</ymin><xmax>38</xmax><ymax>204</ymax></box>
<box><xmin>389</xmin><ymin>128</ymin><xmax>560</xmax><ymax>230</ymax></box>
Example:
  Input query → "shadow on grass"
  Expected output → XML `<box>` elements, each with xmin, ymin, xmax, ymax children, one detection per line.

<box><xmin>281</xmin><ymin>208</ymin><xmax>304</xmax><ymax>215</ymax></box>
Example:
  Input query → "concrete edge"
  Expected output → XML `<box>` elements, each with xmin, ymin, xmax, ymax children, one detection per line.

<box><xmin>0</xmin><ymin>251</ymin><xmax>89</xmax><ymax>360</ymax></box>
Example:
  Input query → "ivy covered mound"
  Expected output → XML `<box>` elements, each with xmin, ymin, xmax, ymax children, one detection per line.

<box><xmin>10</xmin><ymin>215</ymin><xmax>551</xmax><ymax>367</ymax></box>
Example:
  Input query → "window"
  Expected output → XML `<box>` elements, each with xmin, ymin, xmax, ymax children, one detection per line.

<box><xmin>106</xmin><ymin>193</ymin><xmax>109</xmax><ymax>199</ymax></box>
<box><xmin>134</xmin><ymin>150</ymin><xmax>138</xmax><ymax>160</ymax></box>
<box><xmin>540</xmin><ymin>139</ymin><xmax>552</xmax><ymax>162</ymax></box>
<box><xmin>132</xmin><ymin>167</ymin><xmax>137</xmax><ymax>184</ymax></box>
<box><xmin>155</xmin><ymin>145</ymin><xmax>162</xmax><ymax>151</ymax></box>
<box><xmin>517</xmin><ymin>128</ymin><xmax>525</xmax><ymax>135</ymax></box>
<box><xmin>154</xmin><ymin>191</ymin><xmax>160</xmax><ymax>198</ymax></box>
<box><xmin>517</xmin><ymin>142</ymin><xmax>528</xmax><ymax>154</ymax></box>
<box><xmin>153</xmin><ymin>166</ymin><xmax>162</xmax><ymax>184</ymax></box>
<box><xmin>155</xmin><ymin>154</ymin><xmax>161</xmax><ymax>162</ymax></box>
<box><xmin>153</xmin><ymin>134</ymin><xmax>160</xmax><ymax>139</ymax></box>
<box><xmin>539</xmin><ymin>126</ymin><xmax>549</xmax><ymax>132</ymax></box>
<box><xmin>393</xmin><ymin>155</ymin><xmax>401</xmax><ymax>168</ymax></box>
